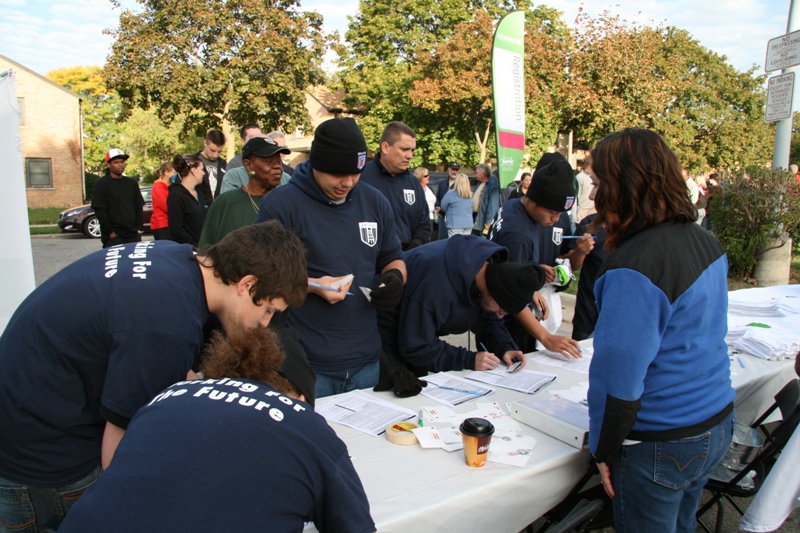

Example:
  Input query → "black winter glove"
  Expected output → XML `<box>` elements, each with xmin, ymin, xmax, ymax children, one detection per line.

<box><xmin>369</xmin><ymin>268</ymin><xmax>404</xmax><ymax>308</ymax></box>
<box><xmin>403</xmin><ymin>237</ymin><xmax>427</xmax><ymax>251</ymax></box>
<box><xmin>373</xmin><ymin>350</ymin><xmax>428</xmax><ymax>398</ymax></box>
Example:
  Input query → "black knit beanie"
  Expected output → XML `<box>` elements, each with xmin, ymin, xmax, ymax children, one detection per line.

<box><xmin>526</xmin><ymin>159</ymin><xmax>576</xmax><ymax>212</ymax></box>
<box><xmin>535</xmin><ymin>151</ymin><xmax>566</xmax><ymax>171</ymax></box>
<box><xmin>309</xmin><ymin>117</ymin><xmax>368</xmax><ymax>175</ymax></box>
<box><xmin>276</xmin><ymin>327</ymin><xmax>316</xmax><ymax>407</ymax></box>
<box><xmin>485</xmin><ymin>262</ymin><xmax>546</xmax><ymax>315</ymax></box>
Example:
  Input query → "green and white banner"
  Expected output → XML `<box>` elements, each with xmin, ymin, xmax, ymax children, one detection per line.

<box><xmin>492</xmin><ymin>10</ymin><xmax>525</xmax><ymax>188</ymax></box>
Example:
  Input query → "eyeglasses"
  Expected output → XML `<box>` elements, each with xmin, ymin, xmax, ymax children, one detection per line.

<box><xmin>423</xmin><ymin>174</ymin><xmax>429</xmax><ymax>178</ymax></box>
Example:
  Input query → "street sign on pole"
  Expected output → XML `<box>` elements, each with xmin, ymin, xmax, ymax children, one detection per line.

<box><xmin>765</xmin><ymin>29</ymin><xmax>800</xmax><ymax>72</ymax></box>
<box><xmin>765</xmin><ymin>72</ymin><xmax>795</xmax><ymax>122</ymax></box>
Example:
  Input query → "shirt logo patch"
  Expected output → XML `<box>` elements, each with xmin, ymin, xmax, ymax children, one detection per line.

<box><xmin>359</xmin><ymin>222</ymin><xmax>378</xmax><ymax>247</ymax></box>
<box><xmin>564</xmin><ymin>196</ymin><xmax>576</xmax><ymax>210</ymax></box>
<box><xmin>403</xmin><ymin>189</ymin><xmax>415</xmax><ymax>205</ymax></box>
<box><xmin>357</xmin><ymin>152</ymin><xmax>367</xmax><ymax>170</ymax></box>
<box><xmin>552</xmin><ymin>227</ymin><xmax>563</xmax><ymax>246</ymax></box>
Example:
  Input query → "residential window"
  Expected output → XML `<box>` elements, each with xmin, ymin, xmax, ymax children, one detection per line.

<box><xmin>26</xmin><ymin>158</ymin><xmax>52</xmax><ymax>188</ymax></box>
<box><xmin>17</xmin><ymin>98</ymin><xmax>25</xmax><ymax>126</ymax></box>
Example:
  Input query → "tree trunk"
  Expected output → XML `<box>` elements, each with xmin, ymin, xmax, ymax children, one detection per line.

<box><xmin>474</xmin><ymin>121</ymin><xmax>492</xmax><ymax>164</ymax></box>
<box><xmin>753</xmin><ymin>236</ymin><xmax>792</xmax><ymax>286</ymax></box>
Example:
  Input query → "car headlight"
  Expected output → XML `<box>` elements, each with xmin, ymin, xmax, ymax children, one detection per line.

<box><xmin>64</xmin><ymin>210</ymin><xmax>80</xmax><ymax>217</ymax></box>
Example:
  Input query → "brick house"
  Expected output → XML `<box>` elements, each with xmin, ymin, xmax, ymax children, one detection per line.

<box><xmin>284</xmin><ymin>86</ymin><xmax>362</xmax><ymax>166</ymax></box>
<box><xmin>0</xmin><ymin>54</ymin><xmax>84</xmax><ymax>209</ymax></box>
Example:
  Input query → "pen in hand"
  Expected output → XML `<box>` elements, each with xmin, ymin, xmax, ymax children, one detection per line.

<box><xmin>308</xmin><ymin>282</ymin><xmax>354</xmax><ymax>296</ymax></box>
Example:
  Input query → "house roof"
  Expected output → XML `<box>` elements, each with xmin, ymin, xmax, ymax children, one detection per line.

<box><xmin>0</xmin><ymin>54</ymin><xmax>82</xmax><ymax>101</ymax></box>
<box><xmin>307</xmin><ymin>85</ymin><xmax>361</xmax><ymax>114</ymax></box>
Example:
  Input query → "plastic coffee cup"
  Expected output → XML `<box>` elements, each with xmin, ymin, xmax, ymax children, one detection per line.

<box><xmin>460</xmin><ymin>417</ymin><xmax>495</xmax><ymax>468</ymax></box>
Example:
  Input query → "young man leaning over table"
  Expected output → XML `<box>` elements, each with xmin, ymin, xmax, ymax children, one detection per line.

<box><xmin>58</xmin><ymin>325</ymin><xmax>375</xmax><ymax>533</ymax></box>
<box><xmin>0</xmin><ymin>222</ymin><xmax>307</xmax><ymax>532</ymax></box>
<box><xmin>375</xmin><ymin>235</ymin><xmax>546</xmax><ymax>397</ymax></box>
<box><xmin>489</xmin><ymin>152</ymin><xmax>594</xmax><ymax>358</ymax></box>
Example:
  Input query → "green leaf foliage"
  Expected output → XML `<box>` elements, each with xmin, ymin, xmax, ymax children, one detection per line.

<box><xmin>711</xmin><ymin>167</ymin><xmax>800</xmax><ymax>277</ymax></box>
<box><xmin>104</xmin><ymin>0</ymin><xmax>328</xmax><ymax>155</ymax></box>
<box><xmin>564</xmin><ymin>11</ymin><xmax>773</xmax><ymax>172</ymax></box>
<box><xmin>46</xmin><ymin>66</ymin><xmax>124</xmax><ymax>173</ymax></box>
<box><xmin>336</xmin><ymin>0</ymin><xmax>515</xmax><ymax>163</ymax></box>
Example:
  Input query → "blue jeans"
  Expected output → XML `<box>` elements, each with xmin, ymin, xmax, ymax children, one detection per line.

<box><xmin>315</xmin><ymin>360</ymin><xmax>380</xmax><ymax>399</ymax></box>
<box><xmin>0</xmin><ymin>466</ymin><xmax>101</xmax><ymax>533</ymax></box>
<box><xmin>437</xmin><ymin>214</ymin><xmax>448</xmax><ymax>240</ymax></box>
<box><xmin>610</xmin><ymin>410</ymin><xmax>734</xmax><ymax>533</ymax></box>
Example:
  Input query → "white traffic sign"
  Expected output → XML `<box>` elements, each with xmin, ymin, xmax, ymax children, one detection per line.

<box><xmin>765</xmin><ymin>30</ymin><xmax>800</xmax><ymax>72</ymax></box>
<box><xmin>765</xmin><ymin>73</ymin><xmax>795</xmax><ymax>122</ymax></box>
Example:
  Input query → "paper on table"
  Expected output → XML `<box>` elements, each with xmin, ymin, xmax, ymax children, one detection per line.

<box><xmin>489</xmin><ymin>431</ymin><xmax>537</xmax><ymax>467</ymax></box>
<box><xmin>529</xmin><ymin>349</ymin><xmax>593</xmax><ymax>374</ymax></box>
<box><xmin>412</xmin><ymin>426</ymin><xmax>464</xmax><ymax>452</ymax></box>
<box><xmin>420</xmin><ymin>372</ymin><xmax>494</xmax><ymax>407</ymax></box>
<box><xmin>549</xmin><ymin>381</ymin><xmax>589</xmax><ymax>405</ymax></box>
<box><xmin>315</xmin><ymin>390</ymin><xmax>416</xmax><ymax>436</ymax></box>
<box><xmin>466</xmin><ymin>367</ymin><xmax>557</xmax><ymax>394</ymax></box>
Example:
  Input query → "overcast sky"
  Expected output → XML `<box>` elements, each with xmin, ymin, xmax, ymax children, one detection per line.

<box><xmin>0</xmin><ymin>0</ymin><xmax>791</xmax><ymax>78</ymax></box>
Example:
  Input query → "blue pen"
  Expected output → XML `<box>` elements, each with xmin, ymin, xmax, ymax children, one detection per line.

<box><xmin>738</xmin><ymin>356</ymin><xmax>746</xmax><ymax>369</ymax></box>
<box><xmin>479</xmin><ymin>342</ymin><xmax>489</xmax><ymax>352</ymax></box>
<box><xmin>308</xmin><ymin>282</ymin><xmax>354</xmax><ymax>296</ymax></box>
<box><xmin>438</xmin><ymin>385</ymin><xmax>483</xmax><ymax>396</ymax></box>
<box><xmin>561</xmin><ymin>235</ymin><xmax>595</xmax><ymax>240</ymax></box>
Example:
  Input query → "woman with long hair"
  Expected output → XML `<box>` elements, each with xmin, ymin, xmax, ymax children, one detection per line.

<box><xmin>587</xmin><ymin>128</ymin><xmax>734</xmax><ymax>532</ymax></box>
<box><xmin>168</xmin><ymin>155</ymin><xmax>207</xmax><ymax>246</ymax></box>
<box><xmin>509</xmin><ymin>172</ymin><xmax>531</xmax><ymax>200</ymax></box>
<box><xmin>150</xmin><ymin>162</ymin><xmax>173</xmax><ymax>240</ymax></box>
<box><xmin>439</xmin><ymin>172</ymin><xmax>474</xmax><ymax>237</ymax></box>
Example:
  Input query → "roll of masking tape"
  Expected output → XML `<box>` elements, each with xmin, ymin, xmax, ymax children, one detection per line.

<box><xmin>385</xmin><ymin>421</ymin><xmax>419</xmax><ymax>445</ymax></box>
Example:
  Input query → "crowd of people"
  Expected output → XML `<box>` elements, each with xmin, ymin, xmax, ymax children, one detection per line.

<box><xmin>0</xmin><ymin>117</ymin><xmax>749</xmax><ymax>532</ymax></box>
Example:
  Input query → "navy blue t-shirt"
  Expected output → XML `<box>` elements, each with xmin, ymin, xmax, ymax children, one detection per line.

<box><xmin>0</xmin><ymin>241</ymin><xmax>208</xmax><ymax>487</ymax></box>
<box><xmin>489</xmin><ymin>198</ymin><xmax>572</xmax><ymax>266</ymax></box>
<box><xmin>255</xmin><ymin>161</ymin><xmax>403</xmax><ymax>374</ymax></box>
<box><xmin>58</xmin><ymin>379</ymin><xmax>375</xmax><ymax>533</ymax></box>
<box><xmin>360</xmin><ymin>155</ymin><xmax>431</xmax><ymax>244</ymax></box>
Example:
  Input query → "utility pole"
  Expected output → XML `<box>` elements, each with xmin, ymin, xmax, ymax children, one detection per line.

<box><xmin>772</xmin><ymin>0</ymin><xmax>800</xmax><ymax>170</ymax></box>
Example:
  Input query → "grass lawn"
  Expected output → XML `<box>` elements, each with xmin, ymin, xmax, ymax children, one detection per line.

<box><xmin>29</xmin><ymin>226</ymin><xmax>62</xmax><ymax>235</ymax></box>
<box><xmin>28</xmin><ymin>207</ymin><xmax>66</xmax><ymax>225</ymax></box>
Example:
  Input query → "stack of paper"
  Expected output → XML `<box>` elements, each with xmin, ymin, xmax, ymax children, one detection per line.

<box><xmin>728</xmin><ymin>286</ymin><xmax>800</xmax><ymax>317</ymax></box>
<box><xmin>315</xmin><ymin>390</ymin><xmax>417</xmax><ymax>436</ymax></box>
<box><xmin>726</xmin><ymin>314</ymin><xmax>800</xmax><ymax>360</ymax></box>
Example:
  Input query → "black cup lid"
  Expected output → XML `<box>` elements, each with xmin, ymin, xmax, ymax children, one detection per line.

<box><xmin>460</xmin><ymin>417</ymin><xmax>494</xmax><ymax>434</ymax></box>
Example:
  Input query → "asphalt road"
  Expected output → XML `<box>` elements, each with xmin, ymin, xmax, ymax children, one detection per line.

<box><xmin>30</xmin><ymin>232</ymin><xmax>153</xmax><ymax>286</ymax></box>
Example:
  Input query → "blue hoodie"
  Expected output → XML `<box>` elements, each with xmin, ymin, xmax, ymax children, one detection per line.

<box><xmin>377</xmin><ymin>235</ymin><xmax>518</xmax><ymax>371</ymax></box>
<box><xmin>255</xmin><ymin>161</ymin><xmax>403</xmax><ymax>374</ymax></box>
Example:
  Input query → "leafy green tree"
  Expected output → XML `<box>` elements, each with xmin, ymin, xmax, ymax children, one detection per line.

<box><xmin>564</xmin><ymin>11</ymin><xmax>772</xmax><ymax>172</ymax></box>
<box><xmin>104</xmin><ymin>0</ymin><xmax>328</xmax><ymax>160</ymax></box>
<box><xmin>46</xmin><ymin>66</ymin><xmax>123</xmax><ymax>173</ymax></box>
<box><xmin>711</xmin><ymin>167</ymin><xmax>800</xmax><ymax>277</ymax></box>
<box><xmin>408</xmin><ymin>6</ymin><xmax>569</xmax><ymax>166</ymax></box>
<box><xmin>118</xmin><ymin>108</ymin><xmax>202</xmax><ymax>181</ymax></box>
<box><xmin>337</xmin><ymin>0</ymin><xmax>515</xmax><ymax>161</ymax></box>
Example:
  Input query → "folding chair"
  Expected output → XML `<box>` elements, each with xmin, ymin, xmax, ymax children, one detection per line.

<box><xmin>531</xmin><ymin>459</ymin><xmax>613</xmax><ymax>533</ymax></box>
<box><xmin>696</xmin><ymin>378</ymin><xmax>800</xmax><ymax>533</ymax></box>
